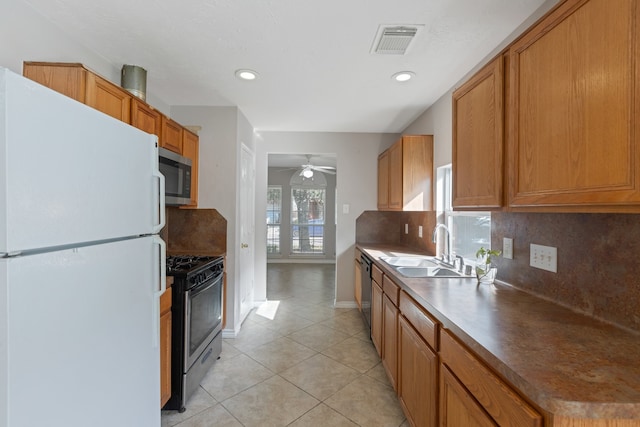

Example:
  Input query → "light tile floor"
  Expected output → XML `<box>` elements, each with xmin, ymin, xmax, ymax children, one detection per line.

<box><xmin>161</xmin><ymin>263</ymin><xmax>408</xmax><ymax>427</ymax></box>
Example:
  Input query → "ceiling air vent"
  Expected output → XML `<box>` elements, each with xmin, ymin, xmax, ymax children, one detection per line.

<box><xmin>371</xmin><ymin>25</ymin><xmax>422</xmax><ymax>55</ymax></box>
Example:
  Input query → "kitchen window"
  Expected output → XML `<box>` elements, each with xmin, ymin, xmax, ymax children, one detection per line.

<box><xmin>267</xmin><ymin>186</ymin><xmax>282</xmax><ymax>254</ymax></box>
<box><xmin>437</xmin><ymin>164</ymin><xmax>491</xmax><ymax>261</ymax></box>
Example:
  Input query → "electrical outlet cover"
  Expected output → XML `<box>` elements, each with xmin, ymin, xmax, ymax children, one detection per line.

<box><xmin>530</xmin><ymin>244</ymin><xmax>557</xmax><ymax>272</ymax></box>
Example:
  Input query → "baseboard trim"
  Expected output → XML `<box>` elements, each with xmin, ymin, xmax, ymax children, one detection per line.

<box><xmin>334</xmin><ymin>301</ymin><xmax>359</xmax><ymax>309</ymax></box>
<box><xmin>267</xmin><ymin>258</ymin><xmax>336</xmax><ymax>264</ymax></box>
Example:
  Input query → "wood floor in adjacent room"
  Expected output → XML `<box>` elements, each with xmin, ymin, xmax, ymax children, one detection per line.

<box><xmin>161</xmin><ymin>263</ymin><xmax>408</xmax><ymax>427</ymax></box>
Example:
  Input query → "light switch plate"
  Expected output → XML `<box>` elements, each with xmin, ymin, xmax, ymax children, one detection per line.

<box><xmin>530</xmin><ymin>244</ymin><xmax>557</xmax><ymax>272</ymax></box>
<box><xmin>503</xmin><ymin>237</ymin><xmax>513</xmax><ymax>259</ymax></box>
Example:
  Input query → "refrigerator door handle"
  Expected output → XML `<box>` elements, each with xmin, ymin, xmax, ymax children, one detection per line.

<box><xmin>152</xmin><ymin>235</ymin><xmax>166</xmax><ymax>348</ymax></box>
<box><xmin>153</xmin><ymin>169</ymin><xmax>166</xmax><ymax>233</ymax></box>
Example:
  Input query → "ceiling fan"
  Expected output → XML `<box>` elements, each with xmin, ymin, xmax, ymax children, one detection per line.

<box><xmin>296</xmin><ymin>155</ymin><xmax>336</xmax><ymax>177</ymax></box>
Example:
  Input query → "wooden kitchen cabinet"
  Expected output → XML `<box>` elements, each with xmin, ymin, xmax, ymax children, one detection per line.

<box><xmin>388</xmin><ymin>141</ymin><xmax>403</xmax><ymax>209</ymax></box>
<box><xmin>382</xmin><ymin>294</ymin><xmax>399</xmax><ymax>390</ymax></box>
<box><xmin>161</xmin><ymin>116</ymin><xmax>183</xmax><ymax>154</ymax></box>
<box><xmin>377</xmin><ymin>150</ymin><xmax>390</xmax><ymax>210</ymax></box>
<box><xmin>23</xmin><ymin>62</ymin><xmax>131</xmax><ymax>122</ymax></box>
<box><xmin>160</xmin><ymin>281</ymin><xmax>173</xmax><ymax>407</ymax></box>
<box><xmin>398</xmin><ymin>315</ymin><xmax>438</xmax><ymax>427</ymax></box>
<box><xmin>131</xmin><ymin>97</ymin><xmax>162</xmax><ymax>137</ymax></box>
<box><xmin>452</xmin><ymin>55</ymin><xmax>504</xmax><ymax>210</ymax></box>
<box><xmin>440</xmin><ymin>329</ymin><xmax>542</xmax><ymax>427</ymax></box>
<box><xmin>180</xmin><ymin>129</ymin><xmax>199</xmax><ymax>208</ymax></box>
<box><xmin>440</xmin><ymin>365</ymin><xmax>497</xmax><ymax>427</ymax></box>
<box><xmin>377</xmin><ymin>135</ymin><xmax>434</xmax><ymax>211</ymax></box>
<box><xmin>507</xmin><ymin>0</ymin><xmax>640</xmax><ymax>212</ymax></box>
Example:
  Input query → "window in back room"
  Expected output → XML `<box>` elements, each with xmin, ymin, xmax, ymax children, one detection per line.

<box><xmin>266</xmin><ymin>185</ymin><xmax>282</xmax><ymax>254</ymax></box>
<box><xmin>437</xmin><ymin>164</ymin><xmax>491</xmax><ymax>262</ymax></box>
<box><xmin>290</xmin><ymin>187</ymin><xmax>325</xmax><ymax>255</ymax></box>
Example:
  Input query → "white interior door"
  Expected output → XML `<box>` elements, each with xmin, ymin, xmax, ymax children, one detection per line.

<box><xmin>239</xmin><ymin>144</ymin><xmax>255</xmax><ymax>322</ymax></box>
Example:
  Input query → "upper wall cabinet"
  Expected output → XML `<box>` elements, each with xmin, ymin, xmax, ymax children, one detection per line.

<box><xmin>507</xmin><ymin>0</ymin><xmax>640</xmax><ymax>212</ymax></box>
<box><xmin>24</xmin><ymin>62</ymin><xmax>131</xmax><ymax>123</ymax></box>
<box><xmin>452</xmin><ymin>56</ymin><xmax>504</xmax><ymax>210</ymax></box>
<box><xmin>130</xmin><ymin>97</ymin><xmax>162</xmax><ymax>138</ymax></box>
<box><xmin>181</xmin><ymin>129</ymin><xmax>199</xmax><ymax>208</ymax></box>
<box><xmin>378</xmin><ymin>135</ymin><xmax>434</xmax><ymax>211</ymax></box>
<box><xmin>160</xmin><ymin>116</ymin><xmax>183</xmax><ymax>154</ymax></box>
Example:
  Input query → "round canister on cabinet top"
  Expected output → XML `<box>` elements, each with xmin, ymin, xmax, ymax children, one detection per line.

<box><xmin>121</xmin><ymin>65</ymin><xmax>147</xmax><ymax>101</ymax></box>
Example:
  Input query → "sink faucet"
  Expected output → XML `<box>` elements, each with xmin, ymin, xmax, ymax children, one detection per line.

<box><xmin>432</xmin><ymin>224</ymin><xmax>453</xmax><ymax>265</ymax></box>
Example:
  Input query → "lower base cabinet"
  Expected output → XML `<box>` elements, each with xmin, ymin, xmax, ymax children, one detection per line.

<box><xmin>160</xmin><ymin>287</ymin><xmax>172</xmax><ymax>407</ymax></box>
<box><xmin>440</xmin><ymin>365</ymin><xmax>497</xmax><ymax>427</ymax></box>
<box><xmin>382</xmin><ymin>294</ymin><xmax>399</xmax><ymax>390</ymax></box>
<box><xmin>398</xmin><ymin>315</ymin><xmax>438</xmax><ymax>427</ymax></box>
<box><xmin>440</xmin><ymin>330</ymin><xmax>542</xmax><ymax>427</ymax></box>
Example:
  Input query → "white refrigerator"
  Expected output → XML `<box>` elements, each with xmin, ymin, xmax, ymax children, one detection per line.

<box><xmin>0</xmin><ymin>68</ymin><xmax>166</xmax><ymax>426</ymax></box>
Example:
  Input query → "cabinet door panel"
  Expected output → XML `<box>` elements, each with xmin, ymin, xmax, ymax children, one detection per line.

<box><xmin>85</xmin><ymin>72</ymin><xmax>131</xmax><ymax>122</ymax></box>
<box><xmin>388</xmin><ymin>142</ymin><xmax>403</xmax><ymax>210</ymax></box>
<box><xmin>508</xmin><ymin>0</ymin><xmax>640</xmax><ymax>210</ymax></box>
<box><xmin>440</xmin><ymin>330</ymin><xmax>542</xmax><ymax>427</ymax></box>
<box><xmin>131</xmin><ymin>98</ymin><xmax>161</xmax><ymax>137</ymax></box>
<box><xmin>398</xmin><ymin>316</ymin><xmax>438</xmax><ymax>427</ymax></box>
<box><xmin>440</xmin><ymin>365</ymin><xmax>497</xmax><ymax>427</ymax></box>
<box><xmin>382</xmin><ymin>294</ymin><xmax>398</xmax><ymax>390</ymax></box>
<box><xmin>378</xmin><ymin>151</ymin><xmax>390</xmax><ymax>209</ymax></box>
<box><xmin>181</xmin><ymin>129</ymin><xmax>199</xmax><ymax>207</ymax></box>
<box><xmin>402</xmin><ymin>135</ymin><xmax>434</xmax><ymax>211</ymax></box>
<box><xmin>23</xmin><ymin>62</ymin><xmax>87</xmax><ymax>103</ymax></box>
<box><xmin>161</xmin><ymin>116</ymin><xmax>183</xmax><ymax>154</ymax></box>
<box><xmin>160</xmin><ymin>290</ymin><xmax>172</xmax><ymax>406</ymax></box>
<box><xmin>453</xmin><ymin>57</ymin><xmax>504</xmax><ymax>209</ymax></box>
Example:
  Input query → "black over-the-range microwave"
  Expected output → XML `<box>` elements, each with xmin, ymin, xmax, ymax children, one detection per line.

<box><xmin>159</xmin><ymin>147</ymin><xmax>192</xmax><ymax>206</ymax></box>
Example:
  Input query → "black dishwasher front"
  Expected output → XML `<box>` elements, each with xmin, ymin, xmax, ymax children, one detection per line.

<box><xmin>360</xmin><ymin>253</ymin><xmax>373</xmax><ymax>332</ymax></box>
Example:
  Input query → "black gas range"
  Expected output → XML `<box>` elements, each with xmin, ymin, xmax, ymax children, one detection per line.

<box><xmin>163</xmin><ymin>254</ymin><xmax>224</xmax><ymax>412</ymax></box>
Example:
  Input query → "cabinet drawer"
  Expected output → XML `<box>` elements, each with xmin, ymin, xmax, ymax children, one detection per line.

<box><xmin>382</xmin><ymin>275</ymin><xmax>400</xmax><ymax>306</ymax></box>
<box><xmin>160</xmin><ymin>288</ymin><xmax>172</xmax><ymax>315</ymax></box>
<box><xmin>399</xmin><ymin>291</ymin><xmax>438</xmax><ymax>350</ymax></box>
<box><xmin>372</xmin><ymin>263</ymin><xmax>383</xmax><ymax>285</ymax></box>
<box><xmin>440</xmin><ymin>329</ymin><xmax>542</xmax><ymax>427</ymax></box>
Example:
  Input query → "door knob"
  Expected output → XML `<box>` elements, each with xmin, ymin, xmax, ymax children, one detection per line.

<box><xmin>241</xmin><ymin>243</ymin><xmax>249</xmax><ymax>248</ymax></box>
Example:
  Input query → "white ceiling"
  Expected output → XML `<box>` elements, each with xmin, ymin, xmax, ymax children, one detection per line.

<box><xmin>20</xmin><ymin>0</ymin><xmax>547</xmax><ymax>133</ymax></box>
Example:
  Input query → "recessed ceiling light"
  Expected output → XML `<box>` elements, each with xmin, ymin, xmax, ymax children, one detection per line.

<box><xmin>392</xmin><ymin>71</ymin><xmax>415</xmax><ymax>82</ymax></box>
<box><xmin>235</xmin><ymin>69</ymin><xmax>258</xmax><ymax>81</ymax></box>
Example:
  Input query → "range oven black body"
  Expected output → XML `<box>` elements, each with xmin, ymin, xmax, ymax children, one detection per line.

<box><xmin>163</xmin><ymin>255</ymin><xmax>224</xmax><ymax>412</ymax></box>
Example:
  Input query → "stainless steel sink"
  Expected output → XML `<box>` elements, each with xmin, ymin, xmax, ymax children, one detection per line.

<box><xmin>379</xmin><ymin>256</ymin><xmax>439</xmax><ymax>268</ymax></box>
<box><xmin>396</xmin><ymin>266</ymin><xmax>464</xmax><ymax>278</ymax></box>
<box><xmin>380</xmin><ymin>255</ymin><xmax>473</xmax><ymax>278</ymax></box>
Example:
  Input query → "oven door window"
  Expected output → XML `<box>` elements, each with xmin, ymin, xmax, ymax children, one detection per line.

<box><xmin>186</xmin><ymin>276</ymin><xmax>222</xmax><ymax>363</ymax></box>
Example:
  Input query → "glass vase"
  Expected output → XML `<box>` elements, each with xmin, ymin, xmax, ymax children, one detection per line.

<box><xmin>475</xmin><ymin>265</ymin><xmax>497</xmax><ymax>284</ymax></box>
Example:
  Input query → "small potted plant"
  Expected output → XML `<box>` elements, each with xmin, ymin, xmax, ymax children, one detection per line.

<box><xmin>475</xmin><ymin>247</ymin><xmax>501</xmax><ymax>284</ymax></box>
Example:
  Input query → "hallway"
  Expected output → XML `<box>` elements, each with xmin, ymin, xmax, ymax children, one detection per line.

<box><xmin>161</xmin><ymin>263</ymin><xmax>408</xmax><ymax>427</ymax></box>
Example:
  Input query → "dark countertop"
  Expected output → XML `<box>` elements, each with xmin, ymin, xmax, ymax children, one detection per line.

<box><xmin>359</xmin><ymin>244</ymin><xmax>640</xmax><ymax>420</ymax></box>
